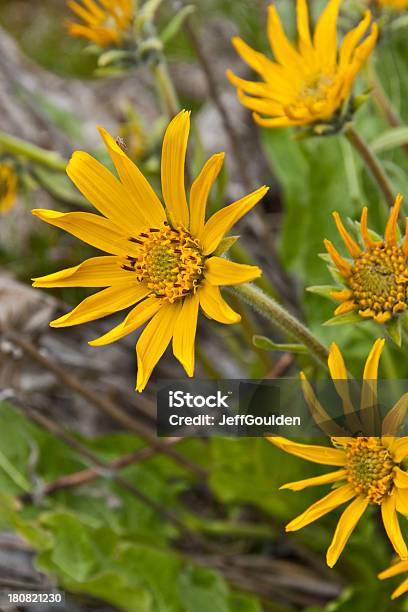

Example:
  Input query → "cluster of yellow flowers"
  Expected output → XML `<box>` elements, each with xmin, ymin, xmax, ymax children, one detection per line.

<box><xmin>26</xmin><ymin>0</ymin><xmax>408</xmax><ymax>598</ymax></box>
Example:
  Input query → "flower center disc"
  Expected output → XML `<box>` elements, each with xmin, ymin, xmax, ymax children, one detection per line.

<box><xmin>129</xmin><ymin>223</ymin><xmax>205</xmax><ymax>302</ymax></box>
<box><xmin>349</xmin><ymin>243</ymin><xmax>408</xmax><ymax>318</ymax></box>
<box><xmin>346</xmin><ymin>437</ymin><xmax>395</xmax><ymax>503</ymax></box>
<box><xmin>300</xmin><ymin>73</ymin><xmax>334</xmax><ymax>102</ymax></box>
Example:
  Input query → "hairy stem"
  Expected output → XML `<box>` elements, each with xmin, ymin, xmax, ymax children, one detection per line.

<box><xmin>232</xmin><ymin>284</ymin><xmax>329</xmax><ymax>367</ymax></box>
<box><xmin>344</xmin><ymin>124</ymin><xmax>395</xmax><ymax>208</ymax></box>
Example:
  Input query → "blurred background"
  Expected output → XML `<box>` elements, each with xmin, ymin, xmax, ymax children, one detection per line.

<box><xmin>0</xmin><ymin>0</ymin><xmax>408</xmax><ymax>610</ymax></box>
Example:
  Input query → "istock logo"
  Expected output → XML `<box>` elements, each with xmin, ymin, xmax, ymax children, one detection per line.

<box><xmin>168</xmin><ymin>390</ymin><xmax>232</xmax><ymax>408</ymax></box>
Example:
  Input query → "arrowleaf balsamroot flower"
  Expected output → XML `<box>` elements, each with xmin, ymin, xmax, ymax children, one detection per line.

<box><xmin>0</xmin><ymin>163</ymin><xmax>17</xmax><ymax>214</ymax></box>
<box><xmin>378</xmin><ymin>0</ymin><xmax>408</xmax><ymax>9</ymax></box>
<box><xmin>32</xmin><ymin>111</ymin><xmax>267</xmax><ymax>391</ymax></box>
<box><xmin>324</xmin><ymin>194</ymin><xmax>408</xmax><ymax>325</ymax></box>
<box><xmin>66</xmin><ymin>0</ymin><xmax>134</xmax><ymax>47</ymax></box>
<box><xmin>268</xmin><ymin>339</ymin><xmax>408</xmax><ymax>568</ymax></box>
<box><xmin>227</xmin><ymin>0</ymin><xmax>378</xmax><ymax>129</ymax></box>
<box><xmin>379</xmin><ymin>560</ymin><xmax>408</xmax><ymax>599</ymax></box>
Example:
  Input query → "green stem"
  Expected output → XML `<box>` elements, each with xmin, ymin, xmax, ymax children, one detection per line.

<box><xmin>0</xmin><ymin>131</ymin><xmax>67</xmax><ymax>172</ymax></box>
<box><xmin>152</xmin><ymin>59</ymin><xmax>180</xmax><ymax>119</ymax></box>
<box><xmin>344</xmin><ymin>123</ymin><xmax>395</xmax><ymax>208</ymax></box>
<box><xmin>232</xmin><ymin>283</ymin><xmax>329</xmax><ymax>367</ymax></box>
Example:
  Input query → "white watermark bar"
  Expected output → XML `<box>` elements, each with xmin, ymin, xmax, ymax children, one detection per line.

<box><xmin>157</xmin><ymin>379</ymin><xmax>408</xmax><ymax>438</ymax></box>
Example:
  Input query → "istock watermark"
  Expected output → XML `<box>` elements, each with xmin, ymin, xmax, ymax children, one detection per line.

<box><xmin>157</xmin><ymin>379</ymin><xmax>408</xmax><ymax>438</ymax></box>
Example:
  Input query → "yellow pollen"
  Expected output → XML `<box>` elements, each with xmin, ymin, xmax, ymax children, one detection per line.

<box><xmin>124</xmin><ymin>223</ymin><xmax>205</xmax><ymax>302</ymax></box>
<box><xmin>300</xmin><ymin>73</ymin><xmax>334</xmax><ymax>101</ymax></box>
<box><xmin>345</xmin><ymin>437</ymin><xmax>395</xmax><ymax>504</ymax></box>
<box><xmin>349</xmin><ymin>243</ymin><xmax>408</xmax><ymax>320</ymax></box>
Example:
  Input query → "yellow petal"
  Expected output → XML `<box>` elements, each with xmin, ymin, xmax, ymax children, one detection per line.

<box><xmin>201</xmin><ymin>185</ymin><xmax>269</xmax><ymax>255</ymax></box>
<box><xmin>385</xmin><ymin>194</ymin><xmax>403</xmax><ymax>246</ymax></box>
<box><xmin>313</xmin><ymin>0</ymin><xmax>341</xmax><ymax>69</ymax></box>
<box><xmin>51</xmin><ymin>284</ymin><xmax>149</xmax><ymax>328</ymax></box>
<box><xmin>267</xmin><ymin>4</ymin><xmax>301</xmax><ymax>66</ymax></box>
<box><xmin>382</xmin><ymin>393</ymin><xmax>408</xmax><ymax>437</ymax></box>
<box><xmin>237</xmin><ymin>90</ymin><xmax>284</xmax><ymax>116</ymax></box>
<box><xmin>285</xmin><ymin>484</ymin><xmax>355</xmax><ymax>532</ymax></box>
<box><xmin>267</xmin><ymin>437</ymin><xmax>347</xmax><ymax>466</ymax></box>
<box><xmin>300</xmin><ymin>372</ymin><xmax>346</xmax><ymax>436</ymax></box>
<box><xmin>31</xmin><ymin>209</ymin><xmax>128</xmax><ymax>255</ymax></box>
<box><xmin>404</xmin><ymin>218</ymin><xmax>408</xmax><ymax>257</ymax></box>
<box><xmin>205</xmin><ymin>257</ymin><xmax>261</xmax><ymax>286</ymax></box>
<box><xmin>161</xmin><ymin>110</ymin><xmax>190</xmax><ymax>228</ymax></box>
<box><xmin>324</xmin><ymin>239</ymin><xmax>352</xmax><ymax>277</ymax></box>
<box><xmin>32</xmin><ymin>256</ymin><xmax>134</xmax><ymax>288</ymax></box>
<box><xmin>190</xmin><ymin>153</ymin><xmax>225</xmax><ymax>239</ymax></box>
<box><xmin>326</xmin><ymin>495</ymin><xmax>369</xmax><ymax>567</ymax></box>
<box><xmin>296</xmin><ymin>0</ymin><xmax>312</xmax><ymax>51</ymax></box>
<box><xmin>378</xmin><ymin>560</ymin><xmax>408</xmax><ymax>580</ymax></box>
<box><xmin>98</xmin><ymin>127</ymin><xmax>166</xmax><ymax>229</ymax></box>
<box><xmin>359</xmin><ymin>206</ymin><xmax>377</xmax><ymax>249</ymax></box>
<box><xmin>332</xmin><ymin>212</ymin><xmax>362</xmax><ymax>258</ymax></box>
<box><xmin>327</xmin><ymin>344</ymin><xmax>362</xmax><ymax>435</ymax></box>
<box><xmin>391</xmin><ymin>439</ymin><xmax>408</xmax><ymax>463</ymax></box>
<box><xmin>66</xmin><ymin>151</ymin><xmax>146</xmax><ymax>235</ymax></box>
<box><xmin>68</xmin><ymin>0</ymin><xmax>99</xmax><ymax>24</ymax></box>
<box><xmin>381</xmin><ymin>493</ymin><xmax>408</xmax><ymax>559</ymax></box>
<box><xmin>392</xmin><ymin>577</ymin><xmax>408</xmax><ymax>600</ymax></box>
<box><xmin>172</xmin><ymin>294</ymin><xmax>200</xmax><ymax>377</ymax></box>
<box><xmin>136</xmin><ymin>302</ymin><xmax>182</xmax><ymax>392</ymax></box>
<box><xmin>363</xmin><ymin>338</ymin><xmax>385</xmax><ymax>378</ymax></box>
<box><xmin>339</xmin><ymin>10</ymin><xmax>371</xmax><ymax>68</ymax></box>
<box><xmin>334</xmin><ymin>301</ymin><xmax>357</xmax><ymax>315</ymax></box>
<box><xmin>280</xmin><ymin>469</ymin><xmax>347</xmax><ymax>492</ymax></box>
<box><xmin>395</xmin><ymin>487</ymin><xmax>408</xmax><ymax>516</ymax></box>
<box><xmin>394</xmin><ymin>467</ymin><xmax>408</xmax><ymax>489</ymax></box>
<box><xmin>253</xmin><ymin>114</ymin><xmax>301</xmax><ymax>128</ymax></box>
<box><xmin>330</xmin><ymin>288</ymin><xmax>353</xmax><ymax>302</ymax></box>
<box><xmin>198</xmin><ymin>282</ymin><xmax>241</xmax><ymax>324</ymax></box>
<box><xmin>89</xmin><ymin>296</ymin><xmax>162</xmax><ymax>346</ymax></box>
<box><xmin>230</xmin><ymin>37</ymin><xmax>281</xmax><ymax>80</ymax></box>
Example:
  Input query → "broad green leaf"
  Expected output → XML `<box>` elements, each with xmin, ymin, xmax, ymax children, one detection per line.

<box><xmin>386</xmin><ymin>316</ymin><xmax>402</xmax><ymax>347</ymax></box>
<box><xmin>306</xmin><ymin>285</ymin><xmax>339</xmax><ymax>299</ymax></box>
<box><xmin>178</xmin><ymin>566</ymin><xmax>229</xmax><ymax>612</ymax></box>
<box><xmin>64</xmin><ymin>572</ymin><xmax>152</xmax><ymax>612</ymax></box>
<box><xmin>253</xmin><ymin>335</ymin><xmax>307</xmax><ymax>353</ymax></box>
<box><xmin>323</xmin><ymin>312</ymin><xmax>363</xmax><ymax>326</ymax></box>
<box><xmin>371</xmin><ymin>127</ymin><xmax>408</xmax><ymax>154</ymax></box>
<box><xmin>39</xmin><ymin>512</ymin><xmax>100</xmax><ymax>582</ymax></box>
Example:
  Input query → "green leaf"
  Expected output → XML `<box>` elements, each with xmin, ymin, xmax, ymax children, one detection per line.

<box><xmin>179</xmin><ymin>566</ymin><xmax>229</xmax><ymax>612</ymax></box>
<box><xmin>39</xmin><ymin>512</ymin><xmax>99</xmax><ymax>582</ymax></box>
<box><xmin>214</xmin><ymin>235</ymin><xmax>239</xmax><ymax>256</ymax></box>
<box><xmin>253</xmin><ymin>335</ymin><xmax>307</xmax><ymax>353</ymax></box>
<box><xmin>160</xmin><ymin>6</ymin><xmax>196</xmax><ymax>45</ymax></box>
<box><xmin>323</xmin><ymin>311</ymin><xmax>363</xmax><ymax>326</ymax></box>
<box><xmin>370</xmin><ymin>127</ymin><xmax>408</xmax><ymax>154</ymax></box>
<box><xmin>64</xmin><ymin>572</ymin><xmax>152</xmax><ymax>612</ymax></box>
<box><xmin>306</xmin><ymin>285</ymin><xmax>339</xmax><ymax>299</ymax></box>
<box><xmin>386</xmin><ymin>316</ymin><xmax>402</xmax><ymax>347</ymax></box>
<box><xmin>0</xmin><ymin>449</ymin><xmax>32</xmax><ymax>492</ymax></box>
<box><xmin>98</xmin><ymin>50</ymin><xmax>136</xmax><ymax>67</ymax></box>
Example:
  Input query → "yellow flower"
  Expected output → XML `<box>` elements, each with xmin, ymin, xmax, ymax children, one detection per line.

<box><xmin>32</xmin><ymin>111</ymin><xmax>267</xmax><ymax>392</ymax></box>
<box><xmin>269</xmin><ymin>339</ymin><xmax>408</xmax><ymax>568</ymax></box>
<box><xmin>379</xmin><ymin>559</ymin><xmax>408</xmax><ymax>599</ymax></box>
<box><xmin>378</xmin><ymin>0</ymin><xmax>408</xmax><ymax>9</ymax></box>
<box><xmin>66</xmin><ymin>0</ymin><xmax>134</xmax><ymax>47</ymax></box>
<box><xmin>324</xmin><ymin>194</ymin><xmax>408</xmax><ymax>324</ymax></box>
<box><xmin>0</xmin><ymin>163</ymin><xmax>17</xmax><ymax>214</ymax></box>
<box><xmin>227</xmin><ymin>0</ymin><xmax>378</xmax><ymax>128</ymax></box>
